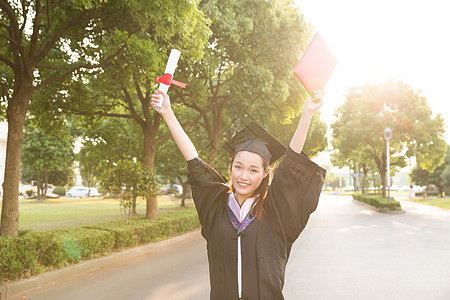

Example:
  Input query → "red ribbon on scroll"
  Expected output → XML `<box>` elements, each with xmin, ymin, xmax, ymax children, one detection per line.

<box><xmin>155</xmin><ymin>73</ymin><xmax>187</xmax><ymax>88</ymax></box>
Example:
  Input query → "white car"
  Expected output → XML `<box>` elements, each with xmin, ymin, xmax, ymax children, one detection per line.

<box><xmin>66</xmin><ymin>186</ymin><xmax>100</xmax><ymax>198</ymax></box>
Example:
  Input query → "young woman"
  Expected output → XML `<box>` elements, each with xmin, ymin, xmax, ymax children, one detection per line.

<box><xmin>151</xmin><ymin>90</ymin><xmax>326</xmax><ymax>300</ymax></box>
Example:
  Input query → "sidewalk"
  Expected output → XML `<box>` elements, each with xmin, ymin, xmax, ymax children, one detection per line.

<box><xmin>0</xmin><ymin>230</ymin><xmax>201</xmax><ymax>300</ymax></box>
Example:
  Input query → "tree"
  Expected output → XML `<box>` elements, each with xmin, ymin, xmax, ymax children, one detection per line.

<box><xmin>1</xmin><ymin>0</ymin><xmax>162</xmax><ymax>236</ymax></box>
<box><xmin>75</xmin><ymin>116</ymin><xmax>144</xmax><ymax>168</ymax></box>
<box><xmin>46</xmin><ymin>1</ymin><xmax>210</xmax><ymax>220</ymax></box>
<box><xmin>172</xmin><ymin>0</ymin><xmax>323</xmax><ymax>169</ymax></box>
<box><xmin>412</xmin><ymin>145</ymin><xmax>450</xmax><ymax>197</ymax></box>
<box><xmin>155</xmin><ymin>137</ymin><xmax>192</xmax><ymax>207</ymax></box>
<box><xmin>331</xmin><ymin>144</ymin><xmax>379</xmax><ymax>193</ymax></box>
<box><xmin>21</xmin><ymin>122</ymin><xmax>74</xmax><ymax>201</ymax></box>
<box><xmin>101</xmin><ymin>159</ymin><xmax>158</xmax><ymax>222</ymax></box>
<box><xmin>441</xmin><ymin>165</ymin><xmax>450</xmax><ymax>196</ymax></box>
<box><xmin>331</xmin><ymin>80</ymin><xmax>447</xmax><ymax>197</ymax></box>
<box><xmin>77</xmin><ymin>141</ymin><xmax>103</xmax><ymax>188</ymax></box>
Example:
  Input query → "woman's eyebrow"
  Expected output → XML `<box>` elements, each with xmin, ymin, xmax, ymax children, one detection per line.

<box><xmin>234</xmin><ymin>161</ymin><xmax>261</xmax><ymax>169</ymax></box>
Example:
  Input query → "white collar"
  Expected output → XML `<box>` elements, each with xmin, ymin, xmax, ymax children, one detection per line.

<box><xmin>227</xmin><ymin>193</ymin><xmax>256</xmax><ymax>222</ymax></box>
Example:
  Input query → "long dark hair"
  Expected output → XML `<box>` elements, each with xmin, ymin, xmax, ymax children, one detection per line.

<box><xmin>229</xmin><ymin>154</ymin><xmax>271</xmax><ymax>220</ymax></box>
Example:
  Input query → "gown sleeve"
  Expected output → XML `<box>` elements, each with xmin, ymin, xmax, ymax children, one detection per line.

<box><xmin>266</xmin><ymin>146</ymin><xmax>326</xmax><ymax>243</ymax></box>
<box><xmin>187</xmin><ymin>158</ymin><xmax>229</xmax><ymax>239</ymax></box>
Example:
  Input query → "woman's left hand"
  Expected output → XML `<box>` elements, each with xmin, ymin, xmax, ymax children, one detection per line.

<box><xmin>303</xmin><ymin>90</ymin><xmax>324</xmax><ymax>115</ymax></box>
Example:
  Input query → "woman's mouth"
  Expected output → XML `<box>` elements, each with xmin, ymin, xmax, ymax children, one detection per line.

<box><xmin>238</xmin><ymin>182</ymin><xmax>250</xmax><ymax>189</ymax></box>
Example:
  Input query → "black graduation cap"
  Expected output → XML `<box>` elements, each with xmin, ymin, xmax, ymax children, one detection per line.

<box><xmin>223</xmin><ymin>121</ymin><xmax>286</xmax><ymax>165</ymax></box>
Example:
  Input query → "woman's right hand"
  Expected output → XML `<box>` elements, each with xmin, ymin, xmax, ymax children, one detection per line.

<box><xmin>151</xmin><ymin>90</ymin><xmax>172</xmax><ymax>116</ymax></box>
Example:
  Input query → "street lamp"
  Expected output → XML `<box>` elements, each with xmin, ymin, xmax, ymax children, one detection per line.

<box><xmin>384</xmin><ymin>127</ymin><xmax>392</xmax><ymax>202</ymax></box>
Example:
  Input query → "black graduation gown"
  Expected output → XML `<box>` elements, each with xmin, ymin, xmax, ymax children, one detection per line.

<box><xmin>187</xmin><ymin>147</ymin><xmax>326</xmax><ymax>300</ymax></box>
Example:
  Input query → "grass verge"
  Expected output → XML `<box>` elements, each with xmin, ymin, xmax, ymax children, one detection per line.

<box><xmin>0</xmin><ymin>195</ymin><xmax>193</xmax><ymax>231</ymax></box>
<box><xmin>409</xmin><ymin>197</ymin><xmax>450</xmax><ymax>209</ymax></box>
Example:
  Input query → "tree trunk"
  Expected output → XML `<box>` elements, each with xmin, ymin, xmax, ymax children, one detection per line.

<box><xmin>438</xmin><ymin>185</ymin><xmax>444</xmax><ymax>198</ymax></box>
<box><xmin>380</xmin><ymin>172</ymin><xmax>386</xmax><ymax>198</ymax></box>
<box><xmin>143</xmin><ymin>127</ymin><xmax>157</xmax><ymax>220</ymax></box>
<box><xmin>206</xmin><ymin>107</ymin><xmax>223</xmax><ymax>167</ymax></box>
<box><xmin>43</xmin><ymin>171</ymin><xmax>48</xmax><ymax>201</ymax></box>
<box><xmin>1</xmin><ymin>89</ymin><xmax>32</xmax><ymax>236</ymax></box>
<box><xmin>132</xmin><ymin>191</ymin><xmax>137</xmax><ymax>215</ymax></box>
<box><xmin>177</xmin><ymin>176</ymin><xmax>190</xmax><ymax>207</ymax></box>
<box><xmin>131</xmin><ymin>190</ymin><xmax>137</xmax><ymax>215</ymax></box>
<box><xmin>207</xmin><ymin>140</ymin><xmax>220</xmax><ymax>168</ymax></box>
<box><xmin>374</xmin><ymin>153</ymin><xmax>387</xmax><ymax>198</ymax></box>
<box><xmin>36</xmin><ymin>175</ymin><xmax>42</xmax><ymax>201</ymax></box>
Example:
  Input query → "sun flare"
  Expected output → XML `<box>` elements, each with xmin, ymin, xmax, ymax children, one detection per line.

<box><xmin>295</xmin><ymin>0</ymin><xmax>450</xmax><ymax>142</ymax></box>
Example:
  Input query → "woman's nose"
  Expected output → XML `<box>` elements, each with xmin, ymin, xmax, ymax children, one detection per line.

<box><xmin>240</xmin><ymin>170</ymin><xmax>249</xmax><ymax>180</ymax></box>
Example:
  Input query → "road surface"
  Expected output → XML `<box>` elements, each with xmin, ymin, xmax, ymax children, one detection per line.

<box><xmin>11</xmin><ymin>194</ymin><xmax>450</xmax><ymax>299</ymax></box>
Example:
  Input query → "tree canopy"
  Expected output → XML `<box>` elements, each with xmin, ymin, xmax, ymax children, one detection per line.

<box><xmin>412</xmin><ymin>145</ymin><xmax>450</xmax><ymax>197</ymax></box>
<box><xmin>331</xmin><ymin>80</ymin><xmax>447</xmax><ymax>197</ymax></box>
<box><xmin>2</xmin><ymin>0</ymin><xmax>327</xmax><ymax>236</ymax></box>
<box><xmin>171</xmin><ymin>0</ymin><xmax>326</xmax><ymax>170</ymax></box>
<box><xmin>21</xmin><ymin>122</ymin><xmax>75</xmax><ymax>200</ymax></box>
<box><xmin>0</xmin><ymin>0</ymin><xmax>209</xmax><ymax>236</ymax></box>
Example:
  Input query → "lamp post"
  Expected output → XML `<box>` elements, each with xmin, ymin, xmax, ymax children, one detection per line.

<box><xmin>384</xmin><ymin>127</ymin><xmax>392</xmax><ymax>202</ymax></box>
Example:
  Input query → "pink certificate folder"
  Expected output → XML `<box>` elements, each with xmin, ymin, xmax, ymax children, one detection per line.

<box><xmin>294</xmin><ymin>32</ymin><xmax>338</xmax><ymax>96</ymax></box>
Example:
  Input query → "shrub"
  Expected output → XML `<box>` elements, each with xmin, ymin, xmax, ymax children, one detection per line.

<box><xmin>166</xmin><ymin>187</ymin><xmax>178</xmax><ymax>195</ymax></box>
<box><xmin>0</xmin><ymin>228</ymin><xmax>115</xmax><ymax>283</ymax></box>
<box><xmin>415</xmin><ymin>191</ymin><xmax>440</xmax><ymax>197</ymax></box>
<box><xmin>50</xmin><ymin>228</ymin><xmax>115</xmax><ymax>263</ymax></box>
<box><xmin>52</xmin><ymin>186</ymin><xmax>66</xmax><ymax>196</ymax></box>
<box><xmin>86</xmin><ymin>208</ymin><xmax>199</xmax><ymax>248</ymax></box>
<box><xmin>0</xmin><ymin>208</ymin><xmax>200</xmax><ymax>284</ymax></box>
<box><xmin>0</xmin><ymin>230</ymin><xmax>58</xmax><ymax>282</ymax></box>
<box><xmin>101</xmin><ymin>160</ymin><xmax>159</xmax><ymax>222</ymax></box>
<box><xmin>97</xmin><ymin>186</ymin><xmax>108</xmax><ymax>195</ymax></box>
<box><xmin>0</xmin><ymin>233</ymin><xmax>44</xmax><ymax>282</ymax></box>
<box><xmin>352</xmin><ymin>193</ymin><xmax>401</xmax><ymax>211</ymax></box>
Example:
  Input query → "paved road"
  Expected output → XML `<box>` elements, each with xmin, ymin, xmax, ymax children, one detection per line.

<box><xmin>12</xmin><ymin>195</ymin><xmax>450</xmax><ymax>300</ymax></box>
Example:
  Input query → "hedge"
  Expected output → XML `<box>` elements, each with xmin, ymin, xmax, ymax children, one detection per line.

<box><xmin>52</xmin><ymin>186</ymin><xmax>66</xmax><ymax>196</ymax></box>
<box><xmin>0</xmin><ymin>228</ymin><xmax>115</xmax><ymax>283</ymax></box>
<box><xmin>85</xmin><ymin>208</ymin><xmax>200</xmax><ymax>248</ymax></box>
<box><xmin>352</xmin><ymin>193</ymin><xmax>402</xmax><ymax>211</ymax></box>
<box><xmin>415</xmin><ymin>191</ymin><xmax>440</xmax><ymax>197</ymax></box>
<box><xmin>0</xmin><ymin>208</ymin><xmax>200</xmax><ymax>284</ymax></box>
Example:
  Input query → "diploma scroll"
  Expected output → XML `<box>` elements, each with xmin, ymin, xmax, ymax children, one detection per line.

<box><xmin>154</xmin><ymin>49</ymin><xmax>182</xmax><ymax>109</ymax></box>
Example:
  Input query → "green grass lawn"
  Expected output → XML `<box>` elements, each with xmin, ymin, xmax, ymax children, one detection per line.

<box><xmin>390</xmin><ymin>191</ymin><xmax>450</xmax><ymax>209</ymax></box>
<box><xmin>409</xmin><ymin>197</ymin><xmax>450</xmax><ymax>209</ymax></box>
<box><xmin>0</xmin><ymin>195</ymin><xmax>194</xmax><ymax>231</ymax></box>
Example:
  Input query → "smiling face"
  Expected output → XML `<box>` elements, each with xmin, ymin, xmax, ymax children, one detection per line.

<box><xmin>230</xmin><ymin>151</ymin><xmax>268</xmax><ymax>205</ymax></box>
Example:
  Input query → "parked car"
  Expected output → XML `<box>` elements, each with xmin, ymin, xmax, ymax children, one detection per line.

<box><xmin>66</xmin><ymin>186</ymin><xmax>100</xmax><ymax>198</ymax></box>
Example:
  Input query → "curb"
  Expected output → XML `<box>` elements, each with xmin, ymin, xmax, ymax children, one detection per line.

<box><xmin>1</xmin><ymin>229</ymin><xmax>201</xmax><ymax>299</ymax></box>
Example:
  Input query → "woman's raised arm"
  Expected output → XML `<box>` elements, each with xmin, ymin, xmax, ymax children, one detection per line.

<box><xmin>151</xmin><ymin>90</ymin><xmax>198</xmax><ymax>161</ymax></box>
<box><xmin>289</xmin><ymin>91</ymin><xmax>324</xmax><ymax>154</ymax></box>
